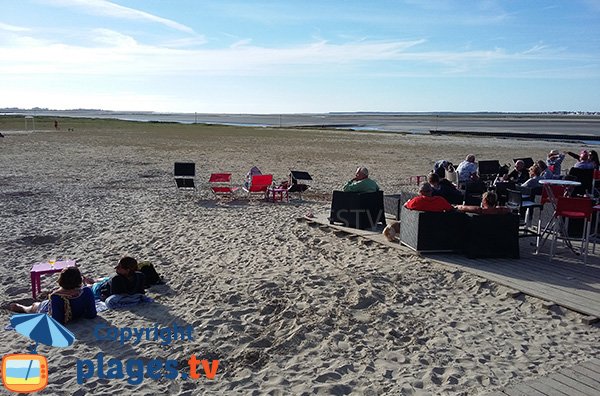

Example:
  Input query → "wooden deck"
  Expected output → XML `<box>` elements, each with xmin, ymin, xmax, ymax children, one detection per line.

<box><xmin>487</xmin><ymin>358</ymin><xmax>600</xmax><ymax>396</ymax></box>
<box><xmin>305</xmin><ymin>213</ymin><xmax>600</xmax><ymax>320</ymax></box>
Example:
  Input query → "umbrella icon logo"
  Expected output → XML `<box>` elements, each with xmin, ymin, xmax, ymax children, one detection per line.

<box><xmin>2</xmin><ymin>314</ymin><xmax>76</xmax><ymax>393</ymax></box>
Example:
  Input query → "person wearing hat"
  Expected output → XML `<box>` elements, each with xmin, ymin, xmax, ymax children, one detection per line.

<box><xmin>341</xmin><ymin>166</ymin><xmax>380</xmax><ymax>193</ymax></box>
<box><xmin>547</xmin><ymin>149</ymin><xmax>566</xmax><ymax>177</ymax></box>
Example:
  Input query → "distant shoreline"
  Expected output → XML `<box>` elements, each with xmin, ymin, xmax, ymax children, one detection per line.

<box><xmin>1</xmin><ymin>110</ymin><xmax>599</xmax><ymax>141</ymax></box>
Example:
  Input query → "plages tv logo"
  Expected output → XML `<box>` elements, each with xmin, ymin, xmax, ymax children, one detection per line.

<box><xmin>76</xmin><ymin>323</ymin><xmax>219</xmax><ymax>385</ymax></box>
<box><xmin>2</xmin><ymin>313</ymin><xmax>75</xmax><ymax>394</ymax></box>
<box><xmin>2</xmin><ymin>354</ymin><xmax>48</xmax><ymax>393</ymax></box>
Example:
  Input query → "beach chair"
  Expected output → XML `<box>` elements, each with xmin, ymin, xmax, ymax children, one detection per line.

<box><xmin>478</xmin><ymin>160</ymin><xmax>501</xmax><ymax>182</ymax></box>
<box><xmin>243</xmin><ymin>174</ymin><xmax>273</xmax><ymax>198</ymax></box>
<box><xmin>209</xmin><ymin>173</ymin><xmax>238</xmax><ymax>199</ymax></box>
<box><xmin>174</xmin><ymin>162</ymin><xmax>196</xmax><ymax>190</ymax></box>
<box><xmin>463</xmin><ymin>181</ymin><xmax>487</xmax><ymax>206</ymax></box>
<box><xmin>288</xmin><ymin>170</ymin><xmax>312</xmax><ymax>199</ymax></box>
<box><xmin>506</xmin><ymin>189</ymin><xmax>543</xmax><ymax>241</ymax></box>
<box><xmin>568</xmin><ymin>167</ymin><xmax>594</xmax><ymax>196</ymax></box>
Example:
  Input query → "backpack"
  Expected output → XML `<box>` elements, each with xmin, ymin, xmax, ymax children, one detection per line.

<box><xmin>137</xmin><ymin>261</ymin><xmax>164</xmax><ymax>287</ymax></box>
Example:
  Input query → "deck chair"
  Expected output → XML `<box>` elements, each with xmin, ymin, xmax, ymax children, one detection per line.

<box><xmin>478</xmin><ymin>160</ymin><xmax>501</xmax><ymax>182</ymax></box>
<box><xmin>568</xmin><ymin>167</ymin><xmax>594</xmax><ymax>196</ymax></box>
<box><xmin>243</xmin><ymin>174</ymin><xmax>273</xmax><ymax>198</ymax></box>
<box><xmin>209</xmin><ymin>173</ymin><xmax>239</xmax><ymax>199</ymax></box>
<box><xmin>174</xmin><ymin>162</ymin><xmax>196</xmax><ymax>190</ymax></box>
<box><xmin>463</xmin><ymin>181</ymin><xmax>487</xmax><ymax>206</ymax></box>
<box><xmin>288</xmin><ymin>170</ymin><xmax>312</xmax><ymax>199</ymax></box>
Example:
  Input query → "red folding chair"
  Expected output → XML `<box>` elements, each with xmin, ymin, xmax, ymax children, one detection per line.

<box><xmin>243</xmin><ymin>174</ymin><xmax>273</xmax><ymax>199</ymax></box>
<box><xmin>209</xmin><ymin>173</ymin><xmax>239</xmax><ymax>199</ymax></box>
<box><xmin>550</xmin><ymin>196</ymin><xmax>593</xmax><ymax>264</ymax></box>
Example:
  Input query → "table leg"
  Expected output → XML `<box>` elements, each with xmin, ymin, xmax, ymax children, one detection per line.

<box><xmin>31</xmin><ymin>272</ymin><xmax>39</xmax><ymax>299</ymax></box>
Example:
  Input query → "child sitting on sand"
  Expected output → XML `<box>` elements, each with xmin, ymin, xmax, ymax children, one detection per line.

<box><xmin>104</xmin><ymin>256</ymin><xmax>149</xmax><ymax>309</ymax></box>
<box><xmin>7</xmin><ymin>266</ymin><xmax>97</xmax><ymax>324</ymax></box>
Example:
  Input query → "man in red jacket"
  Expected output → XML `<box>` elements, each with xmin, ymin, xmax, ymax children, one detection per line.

<box><xmin>404</xmin><ymin>182</ymin><xmax>454</xmax><ymax>212</ymax></box>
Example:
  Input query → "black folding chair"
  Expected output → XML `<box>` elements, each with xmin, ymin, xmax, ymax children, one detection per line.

<box><xmin>288</xmin><ymin>170</ymin><xmax>313</xmax><ymax>199</ymax></box>
<box><xmin>174</xmin><ymin>162</ymin><xmax>196</xmax><ymax>190</ymax></box>
<box><xmin>478</xmin><ymin>160</ymin><xmax>501</xmax><ymax>182</ymax></box>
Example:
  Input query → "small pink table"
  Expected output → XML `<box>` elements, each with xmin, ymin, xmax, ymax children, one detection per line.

<box><xmin>266</xmin><ymin>187</ymin><xmax>289</xmax><ymax>202</ymax></box>
<box><xmin>30</xmin><ymin>260</ymin><xmax>76</xmax><ymax>299</ymax></box>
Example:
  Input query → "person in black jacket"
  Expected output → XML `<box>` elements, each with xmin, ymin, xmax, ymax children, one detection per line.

<box><xmin>504</xmin><ymin>160</ymin><xmax>528</xmax><ymax>184</ymax></box>
<box><xmin>105</xmin><ymin>256</ymin><xmax>146</xmax><ymax>309</ymax></box>
<box><xmin>428</xmin><ymin>173</ymin><xmax>463</xmax><ymax>205</ymax></box>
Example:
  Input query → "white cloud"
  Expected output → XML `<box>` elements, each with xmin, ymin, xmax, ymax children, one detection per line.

<box><xmin>0</xmin><ymin>38</ymin><xmax>429</xmax><ymax>75</ymax></box>
<box><xmin>91</xmin><ymin>28</ymin><xmax>138</xmax><ymax>47</ymax></box>
<box><xmin>38</xmin><ymin>0</ymin><xmax>195</xmax><ymax>33</ymax></box>
<box><xmin>0</xmin><ymin>22</ymin><xmax>31</xmax><ymax>32</ymax></box>
<box><xmin>0</xmin><ymin>34</ymin><xmax>597</xmax><ymax>80</ymax></box>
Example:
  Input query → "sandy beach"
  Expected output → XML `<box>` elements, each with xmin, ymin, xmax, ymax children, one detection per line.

<box><xmin>1</xmin><ymin>117</ymin><xmax>599</xmax><ymax>395</ymax></box>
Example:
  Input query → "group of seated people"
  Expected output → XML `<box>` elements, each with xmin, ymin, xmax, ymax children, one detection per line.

<box><xmin>454</xmin><ymin>149</ymin><xmax>599</xmax><ymax>185</ymax></box>
<box><xmin>400</xmin><ymin>147</ymin><xmax>600</xmax><ymax>216</ymax></box>
<box><xmin>337</xmin><ymin>147</ymin><xmax>598</xmax><ymax>219</ymax></box>
<box><xmin>7</xmin><ymin>256</ymin><xmax>152</xmax><ymax>325</ymax></box>
<box><xmin>404</xmin><ymin>181</ymin><xmax>511</xmax><ymax>215</ymax></box>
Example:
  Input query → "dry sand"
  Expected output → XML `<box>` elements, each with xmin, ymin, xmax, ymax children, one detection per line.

<box><xmin>0</xmin><ymin>119</ymin><xmax>599</xmax><ymax>395</ymax></box>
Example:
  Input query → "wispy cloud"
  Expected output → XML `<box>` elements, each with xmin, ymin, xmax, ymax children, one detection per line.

<box><xmin>38</xmin><ymin>0</ymin><xmax>195</xmax><ymax>33</ymax></box>
<box><xmin>0</xmin><ymin>22</ymin><xmax>31</xmax><ymax>32</ymax></box>
<box><xmin>0</xmin><ymin>28</ymin><xmax>597</xmax><ymax>79</ymax></box>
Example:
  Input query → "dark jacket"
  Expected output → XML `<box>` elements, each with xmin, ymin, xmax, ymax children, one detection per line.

<box><xmin>110</xmin><ymin>272</ymin><xmax>146</xmax><ymax>295</ymax></box>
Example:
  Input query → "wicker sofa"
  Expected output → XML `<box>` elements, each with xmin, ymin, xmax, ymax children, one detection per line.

<box><xmin>400</xmin><ymin>209</ymin><xmax>469</xmax><ymax>253</ymax></box>
<box><xmin>464</xmin><ymin>213</ymin><xmax>520</xmax><ymax>258</ymax></box>
<box><xmin>329</xmin><ymin>190</ymin><xmax>386</xmax><ymax>230</ymax></box>
<box><xmin>400</xmin><ymin>208</ymin><xmax>520</xmax><ymax>258</ymax></box>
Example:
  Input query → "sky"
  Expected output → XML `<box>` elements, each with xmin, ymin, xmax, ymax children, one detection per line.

<box><xmin>0</xmin><ymin>0</ymin><xmax>599</xmax><ymax>113</ymax></box>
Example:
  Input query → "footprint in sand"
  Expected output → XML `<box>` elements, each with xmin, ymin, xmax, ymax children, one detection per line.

<box><xmin>350</xmin><ymin>295</ymin><xmax>379</xmax><ymax>309</ymax></box>
<box><xmin>315</xmin><ymin>372</ymin><xmax>342</xmax><ymax>382</ymax></box>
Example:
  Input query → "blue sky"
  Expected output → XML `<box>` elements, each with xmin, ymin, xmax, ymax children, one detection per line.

<box><xmin>0</xmin><ymin>0</ymin><xmax>599</xmax><ymax>113</ymax></box>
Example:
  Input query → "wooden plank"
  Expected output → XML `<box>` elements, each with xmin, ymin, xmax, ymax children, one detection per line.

<box><xmin>431</xmin><ymin>255</ymin><xmax>600</xmax><ymax>311</ymax></box>
<box><xmin>543</xmin><ymin>377</ymin><xmax>592</xmax><ymax>396</ymax></box>
<box><xmin>426</xmin><ymin>259</ymin><xmax>600</xmax><ymax>316</ymax></box>
<box><xmin>582</xmin><ymin>316</ymin><xmax>599</xmax><ymax>325</ymax></box>
<box><xmin>467</xmin><ymin>265</ymin><xmax>600</xmax><ymax>305</ymax></box>
<box><xmin>435</xmin><ymin>253</ymin><xmax>600</xmax><ymax>297</ymax></box>
<box><xmin>585</xmin><ymin>358</ymin><xmax>600</xmax><ymax>373</ymax></box>
<box><xmin>572</xmin><ymin>364</ymin><xmax>600</xmax><ymax>383</ymax></box>
<box><xmin>552</xmin><ymin>372</ymin><xmax>599</xmax><ymax>396</ymax></box>
<box><xmin>503</xmin><ymin>383</ymin><xmax>547</xmax><ymax>396</ymax></box>
<box><xmin>559</xmin><ymin>367</ymin><xmax>600</xmax><ymax>393</ymax></box>
<box><xmin>526</xmin><ymin>378</ymin><xmax>571</xmax><ymax>395</ymax></box>
<box><xmin>517</xmin><ymin>251</ymin><xmax>600</xmax><ymax>281</ymax></box>
<box><xmin>581</xmin><ymin>360</ymin><xmax>600</xmax><ymax>374</ymax></box>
